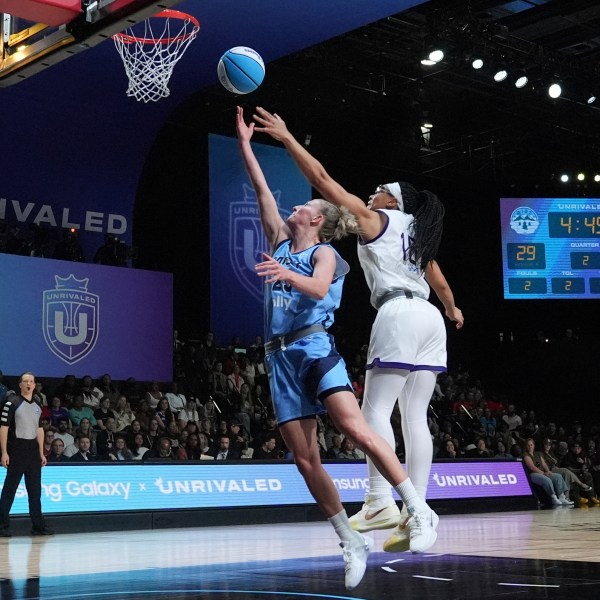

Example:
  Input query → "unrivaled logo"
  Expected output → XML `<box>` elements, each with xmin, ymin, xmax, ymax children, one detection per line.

<box><xmin>42</xmin><ymin>274</ymin><xmax>99</xmax><ymax>365</ymax></box>
<box><xmin>229</xmin><ymin>184</ymin><xmax>290</xmax><ymax>303</ymax></box>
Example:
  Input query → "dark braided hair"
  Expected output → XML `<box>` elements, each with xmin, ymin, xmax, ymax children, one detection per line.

<box><xmin>398</xmin><ymin>182</ymin><xmax>445</xmax><ymax>269</ymax></box>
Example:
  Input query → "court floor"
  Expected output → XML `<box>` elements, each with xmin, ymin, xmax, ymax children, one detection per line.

<box><xmin>1</xmin><ymin>507</ymin><xmax>600</xmax><ymax>599</ymax></box>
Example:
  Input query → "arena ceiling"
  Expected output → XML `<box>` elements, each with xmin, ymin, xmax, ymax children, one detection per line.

<box><xmin>192</xmin><ymin>0</ymin><xmax>600</xmax><ymax>189</ymax></box>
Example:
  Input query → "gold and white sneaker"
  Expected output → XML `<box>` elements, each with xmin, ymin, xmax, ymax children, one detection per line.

<box><xmin>383</xmin><ymin>516</ymin><xmax>411</xmax><ymax>552</ymax></box>
<box><xmin>349</xmin><ymin>497</ymin><xmax>401</xmax><ymax>532</ymax></box>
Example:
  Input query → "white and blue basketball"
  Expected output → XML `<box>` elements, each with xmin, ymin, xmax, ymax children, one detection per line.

<box><xmin>218</xmin><ymin>47</ymin><xmax>265</xmax><ymax>94</ymax></box>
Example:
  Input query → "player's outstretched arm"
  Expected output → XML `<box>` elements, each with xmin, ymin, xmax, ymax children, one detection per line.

<box><xmin>424</xmin><ymin>261</ymin><xmax>464</xmax><ymax>329</ymax></box>
<box><xmin>236</xmin><ymin>106</ymin><xmax>288</xmax><ymax>247</ymax></box>
<box><xmin>253</xmin><ymin>107</ymin><xmax>380</xmax><ymax>237</ymax></box>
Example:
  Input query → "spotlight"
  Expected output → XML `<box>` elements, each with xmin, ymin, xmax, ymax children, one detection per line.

<box><xmin>493</xmin><ymin>67</ymin><xmax>508</xmax><ymax>82</ymax></box>
<box><xmin>577</xmin><ymin>172</ymin><xmax>585</xmax><ymax>181</ymax></box>
<box><xmin>428</xmin><ymin>49</ymin><xmax>444</xmax><ymax>63</ymax></box>
<box><xmin>548</xmin><ymin>82</ymin><xmax>562</xmax><ymax>98</ymax></box>
<box><xmin>595</xmin><ymin>174</ymin><xmax>600</xmax><ymax>183</ymax></box>
<box><xmin>514</xmin><ymin>71</ymin><xmax>528</xmax><ymax>88</ymax></box>
<box><xmin>560</xmin><ymin>174</ymin><xmax>569</xmax><ymax>183</ymax></box>
<box><xmin>587</xmin><ymin>93</ymin><xmax>597</xmax><ymax>104</ymax></box>
<box><xmin>472</xmin><ymin>58</ymin><xmax>484</xmax><ymax>70</ymax></box>
<box><xmin>422</xmin><ymin>121</ymin><xmax>433</xmax><ymax>129</ymax></box>
<box><xmin>421</xmin><ymin>47</ymin><xmax>444</xmax><ymax>66</ymax></box>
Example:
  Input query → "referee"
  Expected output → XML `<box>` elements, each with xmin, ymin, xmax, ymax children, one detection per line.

<box><xmin>0</xmin><ymin>372</ymin><xmax>53</xmax><ymax>537</ymax></box>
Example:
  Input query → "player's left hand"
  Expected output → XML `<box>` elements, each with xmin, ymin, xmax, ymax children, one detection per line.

<box><xmin>40</xmin><ymin>455</ymin><xmax>47</xmax><ymax>467</ymax></box>
<box><xmin>255</xmin><ymin>252</ymin><xmax>290</xmax><ymax>284</ymax></box>
<box><xmin>447</xmin><ymin>307</ymin><xmax>464</xmax><ymax>329</ymax></box>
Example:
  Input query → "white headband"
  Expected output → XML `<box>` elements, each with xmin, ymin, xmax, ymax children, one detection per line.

<box><xmin>383</xmin><ymin>182</ymin><xmax>404</xmax><ymax>212</ymax></box>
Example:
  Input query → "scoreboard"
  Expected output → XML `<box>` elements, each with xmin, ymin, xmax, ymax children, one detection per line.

<box><xmin>500</xmin><ymin>198</ymin><xmax>600</xmax><ymax>299</ymax></box>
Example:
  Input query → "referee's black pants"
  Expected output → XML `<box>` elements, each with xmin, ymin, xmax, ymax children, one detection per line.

<box><xmin>0</xmin><ymin>438</ymin><xmax>45</xmax><ymax>531</ymax></box>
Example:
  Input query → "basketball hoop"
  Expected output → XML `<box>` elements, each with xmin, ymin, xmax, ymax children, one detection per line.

<box><xmin>113</xmin><ymin>10</ymin><xmax>200</xmax><ymax>103</ymax></box>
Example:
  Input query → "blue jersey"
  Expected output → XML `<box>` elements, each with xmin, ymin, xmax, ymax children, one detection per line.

<box><xmin>264</xmin><ymin>239</ymin><xmax>349</xmax><ymax>338</ymax></box>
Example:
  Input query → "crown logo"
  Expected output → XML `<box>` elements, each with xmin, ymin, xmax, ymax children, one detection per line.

<box><xmin>54</xmin><ymin>275</ymin><xmax>89</xmax><ymax>291</ymax></box>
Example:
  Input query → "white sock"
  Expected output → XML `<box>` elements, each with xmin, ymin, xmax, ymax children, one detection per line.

<box><xmin>329</xmin><ymin>509</ymin><xmax>363</xmax><ymax>544</ymax></box>
<box><xmin>414</xmin><ymin>484</ymin><xmax>427</xmax><ymax>503</ymax></box>
<box><xmin>395</xmin><ymin>478</ymin><xmax>427</xmax><ymax>515</ymax></box>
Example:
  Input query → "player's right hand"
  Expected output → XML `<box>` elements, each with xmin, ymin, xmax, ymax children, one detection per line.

<box><xmin>1</xmin><ymin>453</ymin><xmax>9</xmax><ymax>468</ymax></box>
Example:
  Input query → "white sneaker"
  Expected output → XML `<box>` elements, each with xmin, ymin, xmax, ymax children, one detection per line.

<box><xmin>348</xmin><ymin>497</ymin><xmax>401</xmax><ymax>532</ymax></box>
<box><xmin>558</xmin><ymin>493</ymin><xmax>574</xmax><ymax>506</ymax></box>
<box><xmin>551</xmin><ymin>495</ymin><xmax>562</xmax><ymax>506</ymax></box>
<box><xmin>408</xmin><ymin>508</ymin><xmax>439</xmax><ymax>553</ymax></box>
<box><xmin>383</xmin><ymin>516</ymin><xmax>411</xmax><ymax>552</ymax></box>
<box><xmin>340</xmin><ymin>534</ymin><xmax>373</xmax><ymax>590</ymax></box>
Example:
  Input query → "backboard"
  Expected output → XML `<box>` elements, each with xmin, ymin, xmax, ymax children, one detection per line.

<box><xmin>0</xmin><ymin>0</ymin><xmax>182</xmax><ymax>86</ymax></box>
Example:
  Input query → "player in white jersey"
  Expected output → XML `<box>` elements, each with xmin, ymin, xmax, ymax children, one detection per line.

<box><xmin>238</xmin><ymin>107</ymin><xmax>441</xmax><ymax>589</ymax></box>
<box><xmin>254</xmin><ymin>107</ymin><xmax>464</xmax><ymax>553</ymax></box>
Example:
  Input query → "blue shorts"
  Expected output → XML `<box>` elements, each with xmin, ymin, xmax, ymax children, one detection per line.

<box><xmin>265</xmin><ymin>332</ymin><xmax>353</xmax><ymax>425</ymax></box>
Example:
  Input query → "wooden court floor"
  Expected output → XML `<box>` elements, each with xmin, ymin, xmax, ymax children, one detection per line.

<box><xmin>1</xmin><ymin>507</ymin><xmax>600</xmax><ymax>599</ymax></box>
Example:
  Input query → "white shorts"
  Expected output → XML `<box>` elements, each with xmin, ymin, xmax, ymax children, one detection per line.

<box><xmin>367</xmin><ymin>296</ymin><xmax>447</xmax><ymax>372</ymax></box>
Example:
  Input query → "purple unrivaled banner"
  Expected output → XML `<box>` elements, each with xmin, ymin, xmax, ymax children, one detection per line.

<box><xmin>0</xmin><ymin>460</ymin><xmax>532</xmax><ymax>517</ymax></box>
<box><xmin>0</xmin><ymin>253</ymin><xmax>172</xmax><ymax>381</ymax></box>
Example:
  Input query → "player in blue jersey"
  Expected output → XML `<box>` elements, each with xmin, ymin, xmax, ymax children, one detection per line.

<box><xmin>253</xmin><ymin>107</ymin><xmax>464</xmax><ymax>554</ymax></box>
<box><xmin>237</xmin><ymin>107</ymin><xmax>439</xmax><ymax>590</ymax></box>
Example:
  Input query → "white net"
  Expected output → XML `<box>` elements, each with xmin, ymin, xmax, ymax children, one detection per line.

<box><xmin>113</xmin><ymin>10</ymin><xmax>200</xmax><ymax>103</ymax></box>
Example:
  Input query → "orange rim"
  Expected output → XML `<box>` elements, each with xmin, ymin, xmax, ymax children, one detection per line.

<box><xmin>113</xmin><ymin>9</ymin><xmax>200</xmax><ymax>45</ymax></box>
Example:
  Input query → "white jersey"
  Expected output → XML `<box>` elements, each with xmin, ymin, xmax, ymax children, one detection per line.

<box><xmin>357</xmin><ymin>209</ymin><xmax>430</xmax><ymax>309</ymax></box>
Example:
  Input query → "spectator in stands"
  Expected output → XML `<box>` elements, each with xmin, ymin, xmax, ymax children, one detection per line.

<box><xmin>94</xmin><ymin>397</ymin><xmax>116</xmax><ymax>431</ymax></box>
<box><xmin>145</xmin><ymin>381</ymin><xmax>164</xmax><ymax>409</ymax></box>
<box><xmin>559</xmin><ymin>442</ymin><xmax>599</xmax><ymax>505</ymax></box>
<box><xmin>253</xmin><ymin>436</ymin><xmax>278</xmax><ymax>459</ymax></box>
<box><xmin>53</xmin><ymin>374</ymin><xmax>77</xmax><ymax>406</ymax></box>
<box><xmin>177</xmin><ymin>433</ymin><xmax>202</xmax><ymax>460</ymax></box>
<box><xmin>80</xmin><ymin>375</ymin><xmax>102</xmax><ymax>409</ymax></box>
<box><xmin>121</xmin><ymin>377</ymin><xmax>142</xmax><ymax>408</ymax></box>
<box><xmin>69</xmin><ymin>436</ymin><xmax>97</xmax><ymax>462</ymax></box>
<box><xmin>93</xmin><ymin>233</ymin><xmax>119</xmax><ymax>266</ymax></box>
<box><xmin>73</xmin><ymin>418</ymin><xmax>97</xmax><ymax>456</ymax></box>
<box><xmin>53</xmin><ymin>229</ymin><xmax>85</xmax><ymax>262</ymax></box>
<box><xmin>155</xmin><ymin>397</ymin><xmax>176</xmax><ymax>431</ymax></box>
<box><xmin>54</xmin><ymin>418</ymin><xmax>74</xmax><ymax>449</ymax></box>
<box><xmin>113</xmin><ymin>395</ymin><xmax>136</xmax><ymax>432</ymax></box>
<box><xmin>437</xmin><ymin>439</ymin><xmax>458</xmax><ymax>459</ymax></box>
<box><xmin>165</xmin><ymin>421</ymin><xmax>182</xmax><ymax>451</ymax></box>
<box><xmin>502</xmin><ymin>404</ymin><xmax>522</xmax><ymax>432</ymax></box>
<box><xmin>466</xmin><ymin>437</ymin><xmax>491</xmax><ymax>458</ymax></box>
<box><xmin>131</xmin><ymin>434</ymin><xmax>149</xmax><ymax>461</ymax></box>
<box><xmin>522</xmin><ymin>438</ymin><xmax>571</xmax><ymax>506</ymax></box>
<box><xmin>226</xmin><ymin>363</ymin><xmax>244</xmax><ymax>402</ymax></box>
<box><xmin>48</xmin><ymin>396</ymin><xmax>71</xmax><ymax>429</ymax></box>
<box><xmin>42</xmin><ymin>429</ymin><xmax>56</xmax><ymax>458</ymax></box>
<box><xmin>327</xmin><ymin>436</ymin><xmax>343</xmax><ymax>459</ymax></box>
<box><xmin>165</xmin><ymin>382</ymin><xmax>187</xmax><ymax>414</ymax></box>
<box><xmin>96</xmin><ymin>417</ymin><xmax>117</xmax><ymax>458</ymax></box>
<box><xmin>134</xmin><ymin>398</ymin><xmax>154</xmax><ymax>432</ymax></box>
<box><xmin>108</xmin><ymin>436</ymin><xmax>133</xmax><ymax>461</ymax></box>
<box><xmin>338</xmin><ymin>438</ymin><xmax>365</xmax><ymax>460</ymax></box>
<box><xmin>537</xmin><ymin>438</ymin><xmax>590</xmax><ymax>504</ymax></box>
<box><xmin>97</xmin><ymin>374</ymin><xmax>119</xmax><ymax>407</ymax></box>
<box><xmin>235</xmin><ymin>383</ymin><xmax>253</xmax><ymax>440</ymax></box>
<box><xmin>46</xmin><ymin>438</ymin><xmax>68</xmax><ymax>463</ymax></box>
<box><xmin>34</xmin><ymin>381</ymin><xmax>47</xmax><ymax>407</ymax></box>
<box><xmin>143</xmin><ymin>418</ymin><xmax>161</xmax><ymax>451</ymax></box>
<box><xmin>177</xmin><ymin>397</ymin><xmax>201</xmax><ymax>432</ymax></box>
<box><xmin>210</xmin><ymin>362</ymin><xmax>228</xmax><ymax>405</ymax></box>
<box><xmin>199</xmin><ymin>419</ymin><xmax>215</xmax><ymax>447</ymax></box>
<box><xmin>480</xmin><ymin>408</ymin><xmax>496</xmax><ymax>437</ymax></box>
<box><xmin>143</xmin><ymin>437</ymin><xmax>176</xmax><ymax>461</ymax></box>
<box><xmin>124</xmin><ymin>420</ymin><xmax>143</xmax><ymax>449</ymax></box>
<box><xmin>210</xmin><ymin>435</ymin><xmax>240</xmax><ymax>460</ymax></box>
<box><xmin>493</xmin><ymin>440</ymin><xmax>513</xmax><ymax>459</ymax></box>
<box><xmin>228</xmin><ymin>421</ymin><xmax>248</xmax><ymax>455</ymax></box>
<box><xmin>198</xmin><ymin>433</ymin><xmax>211</xmax><ymax>456</ymax></box>
<box><xmin>69</xmin><ymin>395</ymin><xmax>97</xmax><ymax>428</ymax></box>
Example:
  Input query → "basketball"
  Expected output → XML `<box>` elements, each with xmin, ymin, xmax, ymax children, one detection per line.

<box><xmin>218</xmin><ymin>47</ymin><xmax>265</xmax><ymax>94</ymax></box>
